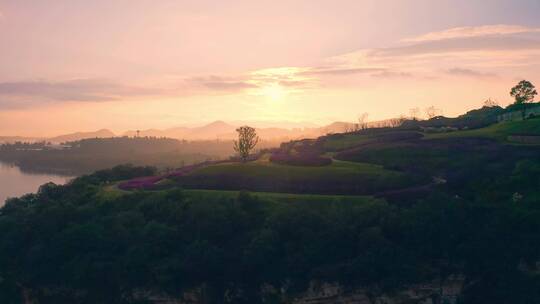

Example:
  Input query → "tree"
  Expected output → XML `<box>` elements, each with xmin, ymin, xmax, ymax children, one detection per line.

<box><xmin>510</xmin><ymin>80</ymin><xmax>538</xmax><ymax>119</ymax></box>
<box><xmin>358</xmin><ymin>112</ymin><xmax>369</xmax><ymax>130</ymax></box>
<box><xmin>388</xmin><ymin>116</ymin><xmax>406</xmax><ymax>128</ymax></box>
<box><xmin>510</xmin><ymin>80</ymin><xmax>537</xmax><ymax>104</ymax></box>
<box><xmin>233</xmin><ymin>126</ymin><xmax>259</xmax><ymax>162</ymax></box>
<box><xmin>425</xmin><ymin>106</ymin><xmax>442</xmax><ymax>119</ymax></box>
<box><xmin>409</xmin><ymin>107</ymin><xmax>420</xmax><ymax>120</ymax></box>
<box><xmin>483</xmin><ymin>98</ymin><xmax>499</xmax><ymax>108</ymax></box>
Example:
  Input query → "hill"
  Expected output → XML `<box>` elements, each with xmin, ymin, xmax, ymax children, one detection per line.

<box><xmin>2</xmin><ymin>109</ymin><xmax>540</xmax><ymax>303</ymax></box>
<box><xmin>425</xmin><ymin>116</ymin><xmax>540</xmax><ymax>141</ymax></box>
<box><xmin>2</xmin><ymin>150</ymin><xmax>540</xmax><ymax>302</ymax></box>
<box><xmin>123</xmin><ymin>120</ymin><xmax>319</xmax><ymax>141</ymax></box>
<box><xmin>48</xmin><ymin>128</ymin><xmax>116</xmax><ymax>143</ymax></box>
<box><xmin>121</xmin><ymin>120</ymin><xmax>389</xmax><ymax>141</ymax></box>
<box><xmin>113</xmin><ymin>115</ymin><xmax>540</xmax><ymax>204</ymax></box>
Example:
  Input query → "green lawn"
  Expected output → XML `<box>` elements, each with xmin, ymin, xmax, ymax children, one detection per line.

<box><xmin>99</xmin><ymin>184</ymin><xmax>129</xmax><ymax>200</ymax></box>
<box><xmin>101</xmin><ymin>158</ymin><xmax>417</xmax><ymax>197</ymax></box>
<box><xmin>187</xmin><ymin>159</ymin><xmax>401</xmax><ymax>181</ymax></box>
<box><xmin>424</xmin><ymin>118</ymin><xmax>540</xmax><ymax>142</ymax></box>
<box><xmin>182</xmin><ymin>189</ymin><xmax>380</xmax><ymax>204</ymax></box>
<box><xmin>178</xmin><ymin>158</ymin><xmax>417</xmax><ymax>194</ymax></box>
<box><xmin>99</xmin><ymin>184</ymin><xmax>380</xmax><ymax>205</ymax></box>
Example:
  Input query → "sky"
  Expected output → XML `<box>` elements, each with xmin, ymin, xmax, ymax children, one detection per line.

<box><xmin>1</xmin><ymin>0</ymin><xmax>540</xmax><ymax>136</ymax></box>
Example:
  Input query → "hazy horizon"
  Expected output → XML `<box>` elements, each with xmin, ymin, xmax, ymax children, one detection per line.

<box><xmin>1</xmin><ymin>0</ymin><xmax>540</xmax><ymax>136</ymax></box>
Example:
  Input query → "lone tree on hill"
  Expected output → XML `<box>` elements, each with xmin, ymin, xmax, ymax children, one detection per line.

<box><xmin>510</xmin><ymin>80</ymin><xmax>538</xmax><ymax>119</ymax></box>
<box><xmin>510</xmin><ymin>80</ymin><xmax>537</xmax><ymax>104</ymax></box>
<box><xmin>234</xmin><ymin>126</ymin><xmax>259</xmax><ymax>162</ymax></box>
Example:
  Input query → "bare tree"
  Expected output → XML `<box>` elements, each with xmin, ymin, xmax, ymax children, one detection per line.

<box><xmin>409</xmin><ymin>107</ymin><xmax>420</xmax><ymax>120</ymax></box>
<box><xmin>344</xmin><ymin>123</ymin><xmax>356</xmax><ymax>133</ymax></box>
<box><xmin>389</xmin><ymin>115</ymin><xmax>406</xmax><ymax>128</ymax></box>
<box><xmin>358</xmin><ymin>112</ymin><xmax>369</xmax><ymax>130</ymax></box>
<box><xmin>425</xmin><ymin>106</ymin><xmax>442</xmax><ymax>119</ymax></box>
<box><xmin>234</xmin><ymin>126</ymin><xmax>259</xmax><ymax>162</ymax></box>
<box><xmin>483</xmin><ymin>98</ymin><xmax>499</xmax><ymax>108</ymax></box>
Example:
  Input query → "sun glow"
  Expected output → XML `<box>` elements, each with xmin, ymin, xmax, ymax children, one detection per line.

<box><xmin>261</xmin><ymin>83</ymin><xmax>286</xmax><ymax>101</ymax></box>
<box><xmin>248</xmin><ymin>66</ymin><xmax>312</xmax><ymax>102</ymax></box>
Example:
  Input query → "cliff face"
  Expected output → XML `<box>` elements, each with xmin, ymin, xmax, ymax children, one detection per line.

<box><xmin>131</xmin><ymin>276</ymin><xmax>465</xmax><ymax>304</ymax></box>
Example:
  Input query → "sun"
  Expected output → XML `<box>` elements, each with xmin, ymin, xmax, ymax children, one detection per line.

<box><xmin>261</xmin><ymin>83</ymin><xmax>286</xmax><ymax>101</ymax></box>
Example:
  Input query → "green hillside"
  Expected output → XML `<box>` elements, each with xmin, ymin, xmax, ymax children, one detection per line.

<box><xmin>102</xmin><ymin>185</ymin><xmax>378</xmax><ymax>205</ymax></box>
<box><xmin>425</xmin><ymin>117</ymin><xmax>540</xmax><ymax>141</ymax></box>
<box><xmin>109</xmin><ymin>117</ymin><xmax>540</xmax><ymax>199</ymax></box>
<box><xmin>174</xmin><ymin>158</ymin><xmax>420</xmax><ymax>194</ymax></box>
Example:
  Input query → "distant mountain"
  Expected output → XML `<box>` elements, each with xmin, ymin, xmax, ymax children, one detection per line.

<box><xmin>123</xmin><ymin>128</ymin><xmax>181</xmax><ymax>138</ymax></box>
<box><xmin>123</xmin><ymin>121</ymin><xmax>315</xmax><ymax>141</ymax></box>
<box><xmin>49</xmin><ymin>129</ymin><xmax>116</xmax><ymax>143</ymax></box>
<box><xmin>189</xmin><ymin>120</ymin><xmax>237</xmax><ymax>139</ymax></box>
<box><xmin>318</xmin><ymin>121</ymin><xmax>356</xmax><ymax>134</ymax></box>
<box><xmin>123</xmin><ymin>121</ymin><xmax>235</xmax><ymax>140</ymax></box>
<box><xmin>230</xmin><ymin>120</ymin><xmax>320</xmax><ymax>129</ymax></box>
<box><xmin>122</xmin><ymin>120</ymin><xmax>361</xmax><ymax>141</ymax></box>
<box><xmin>3</xmin><ymin>119</ymin><xmax>398</xmax><ymax>145</ymax></box>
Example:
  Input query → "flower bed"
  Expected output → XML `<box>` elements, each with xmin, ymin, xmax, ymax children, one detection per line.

<box><xmin>118</xmin><ymin>175</ymin><xmax>164</xmax><ymax>190</ymax></box>
<box><xmin>118</xmin><ymin>159</ymin><xmax>233</xmax><ymax>190</ymax></box>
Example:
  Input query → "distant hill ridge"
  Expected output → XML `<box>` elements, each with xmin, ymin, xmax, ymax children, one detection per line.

<box><xmin>122</xmin><ymin>121</ymin><xmax>361</xmax><ymax>141</ymax></box>
<box><xmin>5</xmin><ymin>117</ymin><xmax>451</xmax><ymax>144</ymax></box>
<box><xmin>48</xmin><ymin>129</ymin><xmax>116</xmax><ymax>143</ymax></box>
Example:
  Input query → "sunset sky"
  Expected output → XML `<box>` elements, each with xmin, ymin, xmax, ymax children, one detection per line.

<box><xmin>1</xmin><ymin>0</ymin><xmax>540</xmax><ymax>136</ymax></box>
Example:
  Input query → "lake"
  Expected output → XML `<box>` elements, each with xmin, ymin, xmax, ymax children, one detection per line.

<box><xmin>0</xmin><ymin>162</ymin><xmax>74</xmax><ymax>206</ymax></box>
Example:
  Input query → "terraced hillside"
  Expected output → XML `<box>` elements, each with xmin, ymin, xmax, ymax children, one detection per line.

<box><xmin>424</xmin><ymin>117</ymin><xmax>540</xmax><ymax>141</ymax></box>
<box><xmin>172</xmin><ymin>158</ymin><xmax>420</xmax><ymax>195</ymax></box>
<box><xmin>114</xmin><ymin>117</ymin><xmax>540</xmax><ymax>203</ymax></box>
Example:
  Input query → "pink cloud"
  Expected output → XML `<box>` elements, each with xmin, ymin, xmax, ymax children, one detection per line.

<box><xmin>402</xmin><ymin>24</ymin><xmax>540</xmax><ymax>42</ymax></box>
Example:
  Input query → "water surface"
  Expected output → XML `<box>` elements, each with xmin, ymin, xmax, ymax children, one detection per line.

<box><xmin>0</xmin><ymin>162</ymin><xmax>73</xmax><ymax>206</ymax></box>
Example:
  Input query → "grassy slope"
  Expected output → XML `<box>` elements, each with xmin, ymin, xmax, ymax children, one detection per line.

<box><xmin>177</xmin><ymin>157</ymin><xmax>417</xmax><ymax>194</ymax></box>
<box><xmin>334</xmin><ymin>120</ymin><xmax>540</xmax><ymax>190</ymax></box>
<box><xmin>182</xmin><ymin>189</ymin><xmax>380</xmax><ymax>204</ymax></box>
<box><xmin>188</xmin><ymin>159</ymin><xmax>399</xmax><ymax>180</ymax></box>
<box><xmin>106</xmin><ymin>120</ymin><xmax>540</xmax><ymax>197</ymax></box>
<box><xmin>424</xmin><ymin>117</ymin><xmax>540</xmax><ymax>141</ymax></box>
<box><xmin>100</xmin><ymin>184</ymin><xmax>379</xmax><ymax>205</ymax></box>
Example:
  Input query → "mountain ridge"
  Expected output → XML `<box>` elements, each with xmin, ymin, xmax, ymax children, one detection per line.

<box><xmin>2</xmin><ymin>120</ymin><xmax>395</xmax><ymax>144</ymax></box>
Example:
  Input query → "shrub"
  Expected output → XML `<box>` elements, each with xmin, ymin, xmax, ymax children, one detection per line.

<box><xmin>75</xmin><ymin>164</ymin><xmax>157</xmax><ymax>185</ymax></box>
